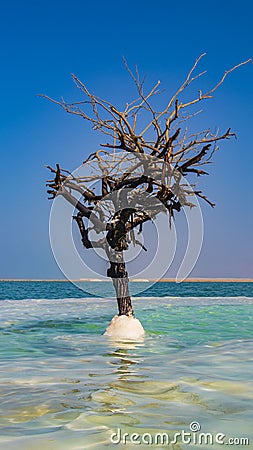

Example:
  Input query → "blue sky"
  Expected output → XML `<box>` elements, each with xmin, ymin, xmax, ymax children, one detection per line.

<box><xmin>0</xmin><ymin>0</ymin><xmax>252</xmax><ymax>279</ymax></box>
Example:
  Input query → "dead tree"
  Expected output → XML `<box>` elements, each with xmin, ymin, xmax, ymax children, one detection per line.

<box><xmin>42</xmin><ymin>55</ymin><xmax>252</xmax><ymax>317</ymax></box>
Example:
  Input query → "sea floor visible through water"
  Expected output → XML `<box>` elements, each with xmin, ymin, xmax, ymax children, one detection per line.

<box><xmin>0</xmin><ymin>282</ymin><xmax>253</xmax><ymax>449</ymax></box>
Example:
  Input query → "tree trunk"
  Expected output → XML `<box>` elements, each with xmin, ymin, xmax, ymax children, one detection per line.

<box><xmin>113</xmin><ymin>277</ymin><xmax>133</xmax><ymax>316</ymax></box>
<box><xmin>107</xmin><ymin>260</ymin><xmax>134</xmax><ymax>317</ymax></box>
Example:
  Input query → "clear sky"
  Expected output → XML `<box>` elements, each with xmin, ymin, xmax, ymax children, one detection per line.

<box><xmin>0</xmin><ymin>0</ymin><xmax>252</xmax><ymax>279</ymax></box>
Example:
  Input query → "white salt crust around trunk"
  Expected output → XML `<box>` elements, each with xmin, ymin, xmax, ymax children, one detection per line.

<box><xmin>104</xmin><ymin>315</ymin><xmax>145</xmax><ymax>339</ymax></box>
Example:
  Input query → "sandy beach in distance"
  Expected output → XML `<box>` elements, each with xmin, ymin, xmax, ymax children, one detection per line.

<box><xmin>1</xmin><ymin>278</ymin><xmax>253</xmax><ymax>283</ymax></box>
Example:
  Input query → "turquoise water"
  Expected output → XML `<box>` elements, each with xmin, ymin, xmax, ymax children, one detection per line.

<box><xmin>0</xmin><ymin>283</ymin><xmax>253</xmax><ymax>449</ymax></box>
<box><xmin>1</xmin><ymin>280</ymin><xmax>253</xmax><ymax>300</ymax></box>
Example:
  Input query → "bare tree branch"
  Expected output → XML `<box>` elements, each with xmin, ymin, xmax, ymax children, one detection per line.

<box><xmin>44</xmin><ymin>56</ymin><xmax>252</xmax><ymax>315</ymax></box>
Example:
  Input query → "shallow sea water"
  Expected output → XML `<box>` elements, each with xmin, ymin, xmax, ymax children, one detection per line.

<box><xmin>0</xmin><ymin>295</ymin><xmax>253</xmax><ymax>449</ymax></box>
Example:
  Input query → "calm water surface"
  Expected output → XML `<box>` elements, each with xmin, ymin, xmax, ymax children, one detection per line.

<box><xmin>0</xmin><ymin>283</ymin><xmax>253</xmax><ymax>449</ymax></box>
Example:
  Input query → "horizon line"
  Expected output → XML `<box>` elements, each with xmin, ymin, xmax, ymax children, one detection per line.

<box><xmin>1</xmin><ymin>278</ymin><xmax>253</xmax><ymax>283</ymax></box>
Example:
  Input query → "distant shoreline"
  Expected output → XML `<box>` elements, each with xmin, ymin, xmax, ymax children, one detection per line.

<box><xmin>1</xmin><ymin>278</ymin><xmax>253</xmax><ymax>283</ymax></box>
